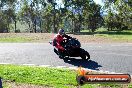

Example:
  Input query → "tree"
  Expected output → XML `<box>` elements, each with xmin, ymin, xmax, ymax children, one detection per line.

<box><xmin>62</xmin><ymin>0</ymin><xmax>83</xmax><ymax>33</ymax></box>
<box><xmin>41</xmin><ymin>4</ymin><xmax>53</xmax><ymax>32</ymax></box>
<box><xmin>29</xmin><ymin>0</ymin><xmax>47</xmax><ymax>33</ymax></box>
<box><xmin>0</xmin><ymin>10</ymin><xmax>7</xmax><ymax>32</ymax></box>
<box><xmin>103</xmin><ymin>0</ymin><xmax>132</xmax><ymax>30</ymax></box>
<box><xmin>114</xmin><ymin>0</ymin><xmax>132</xmax><ymax>30</ymax></box>
<box><xmin>47</xmin><ymin>0</ymin><xmax>58</xmax><ymax>33</ymax></box>
<box><xmin>87</xmin><ymin>2</ymin><xmax>103</xmax><ymax>32</ymax></box>
<box><xmin>18</xmin><ymin>0</ymin><xmax>37</xmax><ymax>33</ymax></box>
<box><xmin>62</xmin><ymin>0</ymin><xmax>103</xmax><ymax>33</ymax></box>
<box><xmin>0</xmin><ymin>0</ymin><xmax>17</xmax><ymax>32</ymax></box>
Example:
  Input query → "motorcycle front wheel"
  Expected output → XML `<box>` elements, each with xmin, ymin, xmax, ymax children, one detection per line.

<box><xmin>80</xmin><ymin>49</ymin><xmax>90</xmax><ymax>60</ymax></box>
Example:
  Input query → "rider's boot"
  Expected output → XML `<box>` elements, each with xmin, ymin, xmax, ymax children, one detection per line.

<box><xmin>58</xmin><ymin>49</ymin><xmax>65</xmax><ymax>59</ymax></box>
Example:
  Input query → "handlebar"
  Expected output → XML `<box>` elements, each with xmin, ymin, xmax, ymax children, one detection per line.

<box><xmin>49</xmin><ymin>41</ymin><xmax>53</xmax><ymax>45</ymax></box>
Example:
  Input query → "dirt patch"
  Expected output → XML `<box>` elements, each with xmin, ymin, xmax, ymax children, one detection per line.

<box><xmin>3</xmin><ymin>81</ymin><xmax>130</xmax><ymax>88</ymax></box>
<box><xmin>4</xmin><ymin>81</ymin><xmax>53</xmax><ymax>88</ymax></box>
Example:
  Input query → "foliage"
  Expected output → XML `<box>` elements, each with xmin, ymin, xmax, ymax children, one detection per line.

<box><xmin>0</xmin><ymin>0</ymin><xmax>131</xmax><ymax>33</ymax></box>
<box><xmin>103</xmin><ymin>0</ymin><xmax>132</xmax><ymax>31</ymax></box>
<box><xmin>0</xmin><ymin>0</ymin><xmax>17</xmax><ymax>32</ymax></box>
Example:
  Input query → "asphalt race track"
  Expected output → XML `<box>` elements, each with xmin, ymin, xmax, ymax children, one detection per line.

<box><xmin>0</xmin><ymin>43</ymin><xmax>132</xmax><ymax>74</ymax></box>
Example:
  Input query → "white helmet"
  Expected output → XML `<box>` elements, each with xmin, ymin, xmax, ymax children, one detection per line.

<box><xmin>58</xmin><ymin>29</ymin><xmax>65</xmax><ymax>35</ymax></box>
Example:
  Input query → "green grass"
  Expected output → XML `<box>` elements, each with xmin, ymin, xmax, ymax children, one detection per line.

<box><xmin>81</xmin><ymin>28</ymin><xmax>132</xmax><ymax>41</ymax></box>
<box><xmin>95</xmin><ymin>28</ymin><xmax>132</xmax><ymax>41</ymax></box>
<box><xmin>0</xmin><ymin>64</ymin><xmax>77</xmax><ymax>88</ymax></box>
<box><xmin>0</xmin><ymin>65</ymin><xmax>132</xmax><ymax>88</ymax></box>
<box><xmin>0</xmin><ymin>37</ymin><xmax>33</xmax><ymax>43</ymax></box>
<box><xmin>96</xmin><ymin>34</ymin><xmax>132</xmax><ymax>41</ymax></box>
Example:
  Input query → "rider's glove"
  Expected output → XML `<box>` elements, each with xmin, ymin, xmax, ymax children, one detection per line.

<box><xmin>64</xmin><ymin>48</ymin><xmax>67</xmax><ymax>51</ymax></box>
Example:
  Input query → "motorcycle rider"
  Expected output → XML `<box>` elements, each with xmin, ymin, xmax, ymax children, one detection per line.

<box><xmin>52</xmin><ymin>29</ymin><xmax>72</xmax><ymax>57</ymax></box>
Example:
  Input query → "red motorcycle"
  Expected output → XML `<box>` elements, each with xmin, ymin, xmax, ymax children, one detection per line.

<box><xmin>49</xmin><ymin>37</ymin><xmax>90</xmax><ymax>60</ymax></box>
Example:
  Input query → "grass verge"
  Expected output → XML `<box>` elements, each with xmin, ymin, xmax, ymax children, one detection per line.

<box><xmin>0</xmin><ymin>37</ymin><xmax>33</xmax><ymax>43</ymax></box>
<box><xmin>95</xmin><ymin>29</ymin><xmax>132</xmax><ymax>41</ymax></box>
<box><xmin>0</xmin><ymin>64</ymin><xmax>77</xmax><ymax>88</ymax></box>
<box><xmin>80</xmin><ymin>28</ymin><xmax>132</xmax><ymax>42</ymax></box>
<box><xmin>0</xmin><ymin>28</ymin><xmax>132</xmax><ymax>43</ymax></box>
<box><xmin>0</xmin><ymin>64</ymin><xmax>132</xmax><ymax>88</ymax></box>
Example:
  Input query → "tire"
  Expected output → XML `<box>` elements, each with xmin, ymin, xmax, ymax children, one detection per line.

<box><xmin>80</xmin><ymin>49</ymin><xmax>90</xmax><ymax>60</ymax></box>
<box><xmin>76</xmin><ymin>75</ymin><xmax>86</xmax><ymax>85</ymax></box>
<box><xmin>85</xmin><ymin>51</ymin><xmax>90</xmax><ymax>60</ymax></box>
<box><xmin>80</xmin><ymin>54</ymin><xmax>86</xmax><ymax>60</ymax></box>
<box><xmin>54</xmin><ymin>48</ymin><xmax>59</xmax><ymax>55</ymax></box>
<box><xmin>54</xmin><ymin>49</ymin><xmax>65</xmax><ymax>59</ymax></box>
<box><xmin>59</xmin><ymin>55</ymin><xmax>64</xmax><ymax>59</ymax></box>
<box><xmin>80</xmin><ymin>49</ymin><xmax>87</xmax><ymax>60</ymax></box>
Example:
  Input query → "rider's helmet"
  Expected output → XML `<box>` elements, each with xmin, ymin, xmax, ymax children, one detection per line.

<box><xmin>58</xmin><ymin>29</ymin><xmax>65</xmax><ymax>35</ymax></box>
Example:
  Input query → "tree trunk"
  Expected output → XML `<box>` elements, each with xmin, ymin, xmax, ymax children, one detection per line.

<box><xmin>14</xmin><ymin>20</ymin><xmax>17</xmax><ymax>33</ymax></box>
<box><xmin>71</xmin><ymin>19</ymin><xmax>74</xmax><ymax>33</ymax></box>
<box><xmin>40</xmin><ymin>20</ymin><xmax>42</xmax><ymax>33</ymax></box>
<box><xmin>78</xmin><ymin>22</ymin><xmax>81</xmax><ymax>33</ymax></box>
<box><xmin>28</xmin><ymin>22</ymin><xmax>31</xmax><ymax>33</ymax></box>
<box><xmin>7</xmin><ymin>23</ymin><xmax>9</xmax><ymax>33</ymax></box>
<box><xmin>53</xmin><ymin>15</ymin><xmax>56</xmax><ymax>33</ymax></box>
<box><xmin>34</xmin><ymin>19</ymin><xmax>37</xmax><ymax>33</ymax></box>
<box><xmin>74</xmin><ymin>21</ymin><xmax>76</xmax><ymax>33</ymax></box>
<box><xmin>53</xmin><ymin>4</ymin><xmax>57</xmax><ymax>33</ymax></box>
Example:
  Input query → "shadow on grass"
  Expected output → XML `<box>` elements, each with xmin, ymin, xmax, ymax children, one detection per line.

<box><xmin>63</xmin><ymin>57</ymin><xmax>102</xmax><ymax>70</ymax></box>
<box><xmin>73</xmin><ymin>31</ymin><xmax>132</xmax><ymax>35</ymax></box>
